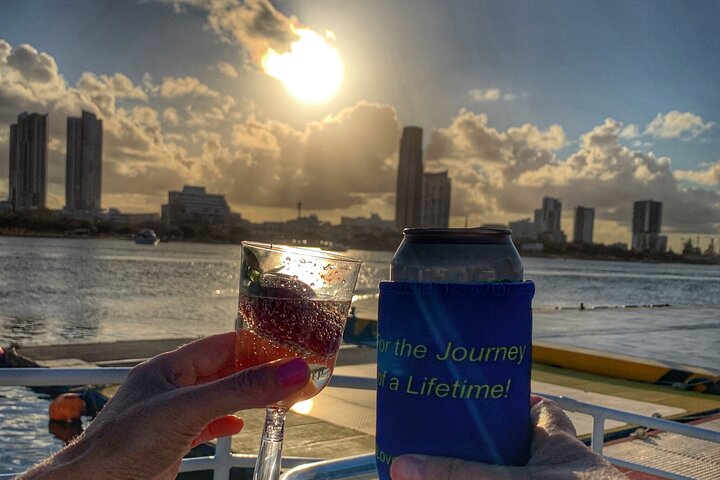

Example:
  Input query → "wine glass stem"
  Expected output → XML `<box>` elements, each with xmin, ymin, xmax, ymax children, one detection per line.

<box><xmin>253</xmin><ymin>406</ymin><xmax>287</xmax><ymax>480</ymax></box>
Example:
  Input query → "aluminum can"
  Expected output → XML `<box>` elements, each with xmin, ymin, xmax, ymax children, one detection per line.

<box><xmin>391</xmin><ymin>227</ymin><xmax>523</xmax><ymax>282</ymax></box>
<box><xmin>376</xmin><ymin>226</ymin><xmax>532</xmax><ymax>479</ymax></box>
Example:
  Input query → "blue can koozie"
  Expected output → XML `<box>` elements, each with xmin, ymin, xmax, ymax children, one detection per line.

<box><xmin>376</xmin><ymin>281</ymin><xmax>534</xmax><ymax>479</ymax></box>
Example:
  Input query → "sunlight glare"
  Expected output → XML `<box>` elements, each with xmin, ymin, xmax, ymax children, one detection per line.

<box><xmin>262</xmin><ymin>28</ymin><xmax>343</xmax><ymax>104</ymax></box>
<box><xmin>290</xmin><ymin>398</ymin><xmax>314</xmax><ymax>415</ymax></box>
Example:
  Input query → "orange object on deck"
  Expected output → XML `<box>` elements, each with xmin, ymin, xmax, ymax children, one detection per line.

<box><xmin>49</xmin><ymin>393</ymin><xmax>85</xmax><ymax>422</ymax></box>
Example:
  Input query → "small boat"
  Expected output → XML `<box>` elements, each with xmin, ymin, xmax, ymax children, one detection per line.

<box><xmin>134</xmin><ymin>229</ymin><xmax>160</xmax><ymax>246</ymax></box>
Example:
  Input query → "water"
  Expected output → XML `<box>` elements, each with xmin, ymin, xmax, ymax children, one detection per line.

<box><xmin>1</xmin><ymin>236</ymin><xmax>719</xmax><ymax>473</ymax></box>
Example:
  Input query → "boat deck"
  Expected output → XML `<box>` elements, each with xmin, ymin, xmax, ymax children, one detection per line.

<box><xmin>5</xmin><ymin>337</ymin><xmax>720</xmax><ymax>465</ymax></box>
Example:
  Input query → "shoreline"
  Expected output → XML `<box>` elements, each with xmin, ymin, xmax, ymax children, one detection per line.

<box><xmin>2</xmin><ymin>231</ymin><xmax>718</xmax><ymax>266</ymax></box>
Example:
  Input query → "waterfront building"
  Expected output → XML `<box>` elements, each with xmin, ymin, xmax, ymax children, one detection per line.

<box><xmin>341</xmin><ymin>213</ymin><xmax>394</xmax><ymax>231</ymax></box>
<box><xmin>421</xmin><ymin>171</ymin><xmax>451</xmax><ymax>228</ymax></box>
<box><xmin>394</xmin><ymin>126</ymin><xmax>424</xmax><ymax>229</ymax></box>
<box><xmin>536</xmin><ymin>197</ymin><xmax>566</xmax><ymax>244</ymax></box>
<box><xmin>161</xmin><ymin>186</ymin><xmax>233</xmax><ymax>227</ymax></box>
<box><xmin>102</xmin><ymin>208</ymin><xmax>159</xmax><ymax>225</ymax></box>
<box><xmin>66</xmin><ymin>111</ymin><xmax>103</xmax><ymax>213</ymax></box>
<box><xmin>631</xmin><ymin>200</ymin><xmax>666</xmax><ymax>252</ymax></box>
<box><xmin>573</xmin><ymin>206</ymin><xmax>595</xmax><ymax>244</ymax></box>
<box><xmin>8</xmin><ymin>112</ymin><xmax>48</xmax><ymax>210</ymax></box>
<box><xmin>509</xmin><ymin>218</ymin><xmax>539</xmax><ymax>241</ymax></box>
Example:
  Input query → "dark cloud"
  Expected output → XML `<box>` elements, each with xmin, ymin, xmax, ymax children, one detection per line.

<box><xmin>208</xmin><ymin>101</ymin><xmax>400</xmax><ymax>210</ymax></box>
<box><xmin>164</xmin><ymin>0</ymin><xmax>299</xmax><ymax>62</ymax></box>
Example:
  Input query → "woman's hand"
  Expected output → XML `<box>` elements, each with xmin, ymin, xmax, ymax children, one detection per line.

<box><xmin>391</xmin><ymin>396</ymin><xmax>626</xmax><ymax>480</ymax></box>
<box><xmin>19</xmin><ymin>332</ymin><xmax>309</xmax><ymax>480</ymax></box>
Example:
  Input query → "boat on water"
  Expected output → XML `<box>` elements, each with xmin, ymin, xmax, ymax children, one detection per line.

<box><xmin>133</xmin><ymin>229</ymin><xmax>160</xmax><ymax>246</ymax></box>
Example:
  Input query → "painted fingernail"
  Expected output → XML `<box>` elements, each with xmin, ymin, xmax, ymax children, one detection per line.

<box><xmin>276</xmin><ymin>358</ymin><xmax>308</xmax><ymax>388</ymax></box>
<box><xmin>392</xmin><ymin>455</ymin><xmax>425</xmax><ymax>480</ymax></box>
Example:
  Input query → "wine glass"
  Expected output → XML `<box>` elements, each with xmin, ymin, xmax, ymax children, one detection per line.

<box><xmin>236</xmin><ymin>241</ymin><xmax>361</xmax><ymax>480</ymax></box>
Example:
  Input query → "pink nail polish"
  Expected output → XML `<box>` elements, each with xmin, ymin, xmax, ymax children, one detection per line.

<box><xmin>276</xmin><ymin>358</ymin><xmax>308</xmax><ymax>388</ymax></box>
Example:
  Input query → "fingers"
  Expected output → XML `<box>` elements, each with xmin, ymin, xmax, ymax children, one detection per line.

<box><xmin>191</xmin><ymin>415</ymin><xmax>244</xmax><ymax>447</ymax></box>
<box><xmin>391</xmin><ymin>455</ymin><xmax>512</xmax><ymax>480</ymax></box>
<box><xmin>151</xmin><ymin>332</ymin><xmax>238</xmax><ymax>387</ymax></box>
<box><xmin>531</xmin><ymin>397</ymin><xmax>577</xmax><ymax>437</ymax></box>
<box><xmin>174</xmin><ymin>357</ymin><xmax>310</xmax><ymax>426</ymax></box>
<box><xmin>528</xmin><ymin>397</ymin><xmax>593</xmax><ymax>466</ymax></box>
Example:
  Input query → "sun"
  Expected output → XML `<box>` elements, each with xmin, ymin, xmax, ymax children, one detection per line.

<box><xmin>262</xmin><ymin>27</ymin><xmax>344</xmax><ymax>104</ymax></box>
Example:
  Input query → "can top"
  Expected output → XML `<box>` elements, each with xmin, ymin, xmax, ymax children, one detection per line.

<box><xmin>401</xmin><ymin>227</ymin><xmax>512</xmax><ymax>244</ymax></box>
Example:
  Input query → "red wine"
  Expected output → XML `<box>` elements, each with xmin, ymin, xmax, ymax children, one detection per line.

<box><xmin>236</xmin><ymin>294</ymin><xmax>351</xmax><ymax>406</ymax></box>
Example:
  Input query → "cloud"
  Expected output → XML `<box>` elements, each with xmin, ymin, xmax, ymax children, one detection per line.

<box><xmin>468</xmin><ymin>88</ymin><xmax>524</xmax><ymax>102</ymax></box>
<box><xmin>426</xmin><ymin>114</ymin><xmax>720</xmax><ymax>234</ymax></box>
<box><xmin>217</xmin><ymin>61</ymin><xmax>239</xmax><ymax>78</ymax></box>
<box><xmin>0</xmin><ymin>38</ymin><xmax>401</xmax><ymax>216</ymax></box>
<box><xmin>161</xmin><ymin>0</ymin><xmax>299</xmax><ymax>63</ymax></box>
<box><xmin>159</xmin><ymin>76</ymin><xmax>220</xmax><ymax>98</ymax></box>
<box><xmin>645</xmin><ymin>111</ymin><xmax>714</xmax><ymax>140</ymax></box>
<box><xmin>162</xmin><ymin>107</ymin><xmax>179</xmax><ymax>125</ymax></box>
<box><xmin>2</xmin><ymin>37</ymin><xmax>717</xmax><ymax>238</ymax></box>
<box><xmin>209</xmin><ymin>101</ymin><xmax>401</xmax><ymax>210</ymax></box>
<box><xmin>0</xmin><ymin>38</ymin><xmax>206</xmax><ymax>200</ymax></box>
<box><xmin>5</xmin><ymin>42</ymin><xmax>62</xmax><ymax>84</ymax></box>
<box><xmin>675</xmin><ymin>161</ymin><xmax>720</xmax><ymax>186</ymax></box>
<box><xmin>619</xmin><ymin>124</ymin><xmax>639</xmax><ymax>139</ymax></box>
<box><xmin>77</xmin><ymin>72</ymin><xmax>148</xmax><ymax>101</ymax></box>
<box><xmin>468</xmin><ymin>88</ymin><xmax>500</xmax><ymax>102</ymax></box>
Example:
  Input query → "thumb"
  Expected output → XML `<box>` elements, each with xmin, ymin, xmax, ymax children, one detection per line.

<box><xmin>391</xmin><ymin>455</ymin><xmax>512</xmax><ymax>480</ymax></box>
<box><xmin>172</xmin><ymin>357</ymin><xmax>309</xmax><ymax>427</ymax></box>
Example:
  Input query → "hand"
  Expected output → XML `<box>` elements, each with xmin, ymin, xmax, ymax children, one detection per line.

<box><xmin>391</xmin><ymin>395</ymin><xmax>626</xmax><ymax>480</ymax></box>
<box><xmin>19</xmin><ymin>332</ymin><xmax>310</xmax><ymax>480</ymax></box>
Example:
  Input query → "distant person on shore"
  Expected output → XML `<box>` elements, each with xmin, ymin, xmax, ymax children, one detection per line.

<box><xmin>18</xmin><ymin>333</ymin><xmax>625</xmax><ymax>480</ymax></box>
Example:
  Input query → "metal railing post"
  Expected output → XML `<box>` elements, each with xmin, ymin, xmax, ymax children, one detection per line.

<box><xmin>591</xmin><ymin>413</ymin><xmax>605</xmax><ymax>455</ymax></box>
<box><xmin>213</xmin><ymin>436</ymin><xmax>234</xmax><ymax>480</ymax></box>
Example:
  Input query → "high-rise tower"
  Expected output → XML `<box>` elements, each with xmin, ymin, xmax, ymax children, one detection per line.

<box><xmin>421</xmin><ymin>171</ymin><xmax>451</xmax><ymax>228</ymax></box>
<box><xmin>66</xmin><ymin>110</ymin><xmax>103</xmax><ymax>212</ymax></box>
<box><xmin>573</xmin><ymin>206</ymin><xmax>595</xmax><ymax>244</ymax></box>
<box><xmin>632</xmin><ymin>200</ymin><xmax>665</xmax><ymax>252</ymax></box>
<box><xmin>394</xmin><ymin>126</ymin><xmax>424</xmax><ymax>229</ymax></box>
<box><xmin>8</xmin><ymin>112</ymin><xmax>48</xmax><ymax>210</ymax></box>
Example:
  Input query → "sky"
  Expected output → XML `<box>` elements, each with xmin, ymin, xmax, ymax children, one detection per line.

<box><xmin>0</xmin><ymin>0</ymin><xmax>719</xmax><ymax>249</ymax></box>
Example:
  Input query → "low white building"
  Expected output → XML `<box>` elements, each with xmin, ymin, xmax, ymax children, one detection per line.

<box><xmin>161</xmin><ymin>186</ymin><xmax>235</xmax><ymax>227</ymax></box>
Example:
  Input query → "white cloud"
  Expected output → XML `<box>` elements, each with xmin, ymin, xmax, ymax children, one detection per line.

<box><xmin>645</xmin><ymin>111</ymin><xmax>714</xmax><ymax>140</ymax></box>
<box><xmin>160</xmin><ymin>76</ymin><xmax>220</xmax><ymax>98</ymax></box>
<box><xmin>468</xmin><ymin>88</ymin><xmax>524</xmax><ymax>102</ymax></box>
<box><xmin>162</xmin><ymin>107</ymin><xmax>179</xmax><ymax>125</ymax></box>
<box><xmin>217</xmin><ymin>61</ymin><xmax>239</xmax><ymax>78</ymax></box>
<box><xmin>76</xmin><ymin>72</ymin><xmax>148</xmax><ymax>101</ymax></box>
<box><xmin>619</xmin><ymin>124</ymin><xmax>639</xmax><ymax>139</ymax></box>
<box><xmin>675</xmin><ymin>161</ymin><xmax>720</xmax><ymax>186</ymax></box>
<box><xmin>426</xmin><ymin>115</ymin><xmax>720</xmax><ymax>234</ymax></box>
<box><xmin>468</xmin><ymin>88</ymin><xmax>500</xmax><ymax>102</ymax></box>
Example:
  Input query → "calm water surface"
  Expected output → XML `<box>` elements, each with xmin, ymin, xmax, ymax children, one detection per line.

<box><xmin>1</xmin><ymin>236</ymin><xmax>719</xmax><ymax>473</ymax></box>
<box><xmin>2</xmin><ymin>236</ymin><xmax>719</xmax><ymax>345</ymax></box>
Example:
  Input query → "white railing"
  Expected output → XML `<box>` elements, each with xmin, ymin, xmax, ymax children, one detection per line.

<box><xmin>2</xmin><ymin>368</ymin><xmax>719</xmax><ymax>480</ymax></box>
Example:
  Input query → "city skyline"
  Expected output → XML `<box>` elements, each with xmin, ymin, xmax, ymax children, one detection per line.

<box><xmin>1</xmin><ymin>0</ymin><xmax>719</xmax><ymax>250</ymax></box>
